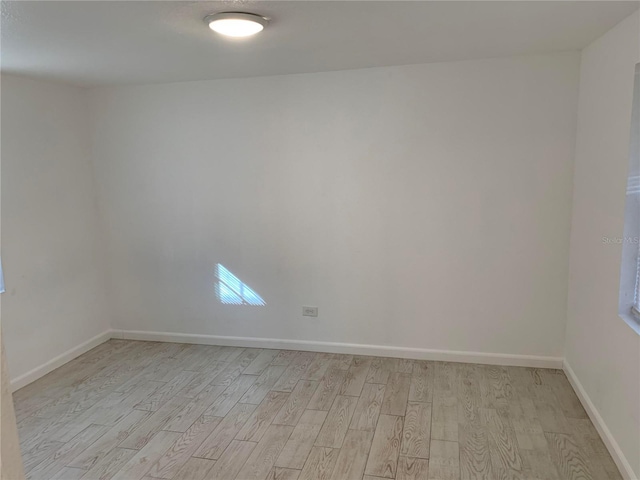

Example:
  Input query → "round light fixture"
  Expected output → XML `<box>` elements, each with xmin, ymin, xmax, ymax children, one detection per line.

<box><xmin>205</xmin><ymin>12</ymin><xmax>268</xmax><ymax>38</ymax></box>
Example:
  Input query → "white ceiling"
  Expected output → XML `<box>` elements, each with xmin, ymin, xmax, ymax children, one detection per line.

<box><xmin>1</xmin><ymin>1</ymin><xmax>638</xmax><ymax>86</ymax></box>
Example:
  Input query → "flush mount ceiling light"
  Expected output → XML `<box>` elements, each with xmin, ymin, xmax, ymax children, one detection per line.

<box><xmin>205</xmin><ymin>12</ymin><xmax>268</xmax><ymax>38</ymax></box>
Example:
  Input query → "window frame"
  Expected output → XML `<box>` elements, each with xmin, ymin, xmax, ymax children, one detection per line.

<box><xmin>619</xmin><ymin>64</ymin><xmax>640</xmax><ymax>333</ymax></box>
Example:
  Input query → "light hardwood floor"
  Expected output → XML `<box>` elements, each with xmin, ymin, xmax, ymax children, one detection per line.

<box><xmin>14</xmin><ymin>340</ymin><xmax>622</xmax><ymax>480</ymax></box>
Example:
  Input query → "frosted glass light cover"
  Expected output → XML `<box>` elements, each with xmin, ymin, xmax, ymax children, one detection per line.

<box><xmin>206</xmin><ymin>13</ymin><xmax>267</xmax><ymax>38</ymax></box>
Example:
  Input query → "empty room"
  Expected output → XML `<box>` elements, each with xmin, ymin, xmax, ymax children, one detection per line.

<box><xmin>1</xmin><ymin>1</ymin><xmax>639</xmax><ymax>479</ymax></box>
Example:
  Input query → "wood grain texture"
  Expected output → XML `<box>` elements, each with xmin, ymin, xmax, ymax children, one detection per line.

<box><xmin>298</xmin><ymin>447</ymin><xmax>338</xmax><ymax>480</ymax></box>
<box><xmin>193</xmin><ymin>401</ymin><xmax>256</xmax><ymax>459</ymax></box>
<box><xmin>397</xmin><ymin>456</ymin><xmax>429</xmax><ymax>480</ymax></box>
<box><xmin>243</xmin><ymin>350</ymin><xmax>281</xmax><ymax>376</ymax></box>
<box><xmin>306</xmin><ymin>368</ymin><xmax>347</xmax><ymax>411</ymax></box>
<box><xmin>545</xmin><ymin>432</ymin><xmax>594</xmax><ymax>480</ymax></box>
<box><xmin>329</xmin><ymin>429</ymin><xmax>373</xmax><ymax>480</ymax></box>
<box><xmin>364</xmin><ymin>414</ymin><xmax>404</xmax><ymax>478</ymax></box>
<box><xmin>268</xmin><ymin>467</ymin><xmax>301</xmax><ymax>480</ymax></box>
<box><xmin>203</xmin><ymin>374</ymin><xmax>257</xmax><ymax>417</ymax></box>
<box><xmin>272</xmin><ymin>352</ymin><xmax>316</xmax><ymax>393</ymax></box>
<box><xmin>349</xmin><ymin>383</ymin><xmax>385</xmax><ymax>432</ymax></box>
<box><xmin>401</xmin><ymin>401</ymin><xmax>432</xmax><ymax>459</ymax></box>
<box><xmin>235</xmin><ymin>391</ymin><xmax>290</xmax><ymax>442</ymax></box>
<box><xmin>119</xmin><ymin>396</ymin><xmax>190</xmax><ymax>449</ymax></box>
<box><xmin>366</xmin><ymin>357</ymin><xmax>395</xmax><ymax>385</ymax></box>
<box><xmin>428</xmin><ymin>440</ymin><xmax>460</xmax><ymax>480</ymax></box>
<box><xmin>275</xmin><ymin>410</ymin><xmax>327</xmax><ymax>470</ymax></box>
<box><xmin>171</xmin><ymin>457</ymin><xmax>215</xmax><ymax>480</ymax></box>
<box><xmin>67</xmin><ymin>409</ymin><xmax>151</xmax><ymax>470</ymax></box>
<box><xmin>481</xmin><ymin>407</ymin><xmax>523</xmax><ymax>473</ymax></box>
<box><xmin>78</xmin><ymin>447</ymin><xmax>136</xmax><ymax>480</ymax></box>
<box><xmin>314</xmin><ymin>395</ymin><xmax>358</xmax><ymax>448</ymax></box>
<box><xmin>162</xmin><ymin>384</ymin><xmax>227</xmax><ymax>432</ymax></box>
<box><xmin>458</xmin><ymin>424</ymin><xmax>493</xmax><ymax>480</ymax></box>
<box><xmin>235</xmin><ymin>424</ymin><xmax>294</xmax><ymax>480</ymax></box>
<box><xmin>272</xmin><ymin>380</ymin><xmax>319</xmax><ymax>426</ymax></box>
<box><xmin>431</xmin><ymin>395</ymin><xmax>458</xmax><ymax>442</ymax></box>
<box><xmin>381</xmin><ymin>372</ymin><xmax>411</xmax><ymax>416</ymax></box>
<box><xmin>15</xmin><ymin>340</ymin><xmax>622</xmax><ymax>480</ymax></box>
<box><xmin>207</xmin><ymin>440</ymin><xmax>256</xmax><ymax>480</ymax></box>
<box><xmin>409</xmin><ymin>361</ymin><xmax>433</xmax><ymax>403</ymax></box>
<box><xmin>146</xmin><ymin>415</ymin><xmax>221</xmax><ymax>479</ymax></box>
<box><xmin>339</xmin><ymin>356</ymin><xmax>373</xmax><ymax>397</ymax></box>
<box><xmin>111</xmin><ymin>431</ymin><xmax>181</xmax><ymax>480</ymax></box>
<box><xmin>241</xmin><ymin>366</ymin><xmax>287</xmax><ymax>405</ymax></box>
<box><xmin>27</xmin><ymin>425</ymin><xmax>110</xmax><ymax>480</ymax></box>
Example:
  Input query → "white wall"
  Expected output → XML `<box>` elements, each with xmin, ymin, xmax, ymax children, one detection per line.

<box><xmin>1</xmin><ymin>75</ymin><xmax>111</xmax><ymax>382</ymax></box>
<box><xmin>89</xmin><ymin>52</ymin><xmax>579</xmax><ymax>359</ymax></box>
<box><xmin>566</xmin><ymin>11</ymin><xmax>640</xmax><ymax>478</ymax></box>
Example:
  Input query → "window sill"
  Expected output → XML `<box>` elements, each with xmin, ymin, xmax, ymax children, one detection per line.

<box><xmin>619</xmin><ymin>310</ymin><xmax>640</xmax><ymax>336</ymax></box>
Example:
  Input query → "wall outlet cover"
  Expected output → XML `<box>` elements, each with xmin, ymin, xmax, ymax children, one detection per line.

<box><xmin>302</xmin><ymin>306</ymin><xmax>318</xmax><ymax>317</ymax></box>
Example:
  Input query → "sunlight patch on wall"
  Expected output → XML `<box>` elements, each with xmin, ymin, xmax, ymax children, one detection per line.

<box><xmin>215</xmin><ymin>263</ymin><xmax>266</xmax><ymax>306</ymax></box>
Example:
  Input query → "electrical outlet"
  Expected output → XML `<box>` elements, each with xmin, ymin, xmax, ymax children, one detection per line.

<box><xmin>302</xmin><ymin>306</ymin><xmax>318</xmax><ymax>317</ymax></box>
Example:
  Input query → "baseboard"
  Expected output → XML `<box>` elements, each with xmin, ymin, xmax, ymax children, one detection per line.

<box><xmin>563</xmin><ymin>359</ymin><xmax>637</xmax><ymax>480</ymax></box>
<box><xmin>111</xmin><ymin>329</ymin><xmax>563</xmax><ymax>369</ymax></box>
<box><xmin>10</xmin><ymin>329</ymin><xmax>113</xmax><ymax>392</ymax></box>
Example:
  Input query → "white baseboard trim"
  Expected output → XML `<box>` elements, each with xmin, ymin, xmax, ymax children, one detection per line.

<box><xmin>563</xmin><ymin>360</ymin><xmax>637</xmax><ymax>480</ymax></box>
<box><xmin>111</xmin><ymin>329</ymin><xmax>563</xmax><ymax>369</ymax></box>
<box><xmin>10</xmin><ymin>329</ymin><xmax>113</xmax><ymax>392</ymax></box>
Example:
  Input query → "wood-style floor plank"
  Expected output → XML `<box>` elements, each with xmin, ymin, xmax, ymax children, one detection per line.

<box><xmin>401</xmin><ymin>401</ymin><xmax>432</xmax><ymax>459</ymax></box>
<box><xmin>147</xmin><ymin>415</ymin><xmax>221</xmax><ymax>479</ymax></box>
<box><xmin>339</xmin><ymin>356</ymin><xmax>373</xmax><ymax>397</ymax></box>
<box><xmin>78</xmin><ymin>447</ymin><xmax>137</xmax><ymax>480</ymax></box>
<box><xmin>381</xmin><ymin>372</ymin><xmax>412</xmax><ymax>416</ymax></box>
<box><xmin>111</xmin><ymin>431</ymin><xmax>181</xmax><ymax>480</ymax></box>
<box><xmin>349</xmin><ymin>383</ymin><xmax>385</xmax><ymax>432</ymax></box>
<box><xmin>431</xmin><ymin>395</ymin><xmax>458</xmax><ymax>442</ymax></box>
<box><xmin>268</xmin><ymin>467</ymin><xmax>301</xmax><ymax>480</ymax></box>
<box><xmin>481</xmin><ymin>407</ymin><xmax>523</xmax><ymax>473</ymax></box>
<box><xmin>163</xmin><ymin>384</ymin><xmax>227</xmax><ymax>432</ymax></box>
<box><xmin>243</xmin><ymin>350</ymin><xmax>281</xmax><ymax>376</ymax></box>
<box><xmin>365</xmin><ymin>357</ymin><xmax>395</xmax><ymax>385</ymax></box>
<box><xmin>193</xmin><ymin>402</ymin><xmax>257</xmax><ymax>460</ymax></box>
<box><xmin>428</xmin><ymin>440</ymin><xmax>460</xmax><ymax>480</ymax></box>
<box><xmin>409</xmin><ymin>361</ymin><xmax>433</xmax><ymax>404</ymax></box>
<box><xmin>275</xmin><ymin>410</ymin><xmax>327</xmax><ymax>470</ymax></box>
<box><xmin>397</xmin><ymin>456</ymin><xmax>430</xmax><ymax>480</ymax></box>
<box><xmin>207</xmin><ymin>439</ymin><xmax>256</xmax><ymax>480</ymax></box>
<box><xmin>171</xmin><ymin>457</ymin><xmax>215</xmax><ymax>480</ymax></box>
<box><xmin>119</xmin><ymin>396</ymin><xmax>190</xmax><ymax>449</ymax></box>
<box><xmin>328</xmin><ymin>429</ymin><xmax>373</xmax><ymax>480</ymax></box>
<box><xmin>27</xmin><ymin>425</ymin><xmax>110</xmax><ymax>480</ymax></box>
<box><xmin>306</xmin><ymin>368</ymin><xmax>347</xmax><ymax>411</ymax></box>
<box><xmin>241</xmin><ymin>366</ymin><xmax>287</xmax><ymax>405</ymax></box>
<box><xmin>298</xmin><ymin>446</ymin><xmax>338</xmax><ymax>480</ymax></box>
<box><xmin>314</xmin><ymin>395</ymin><xmax>358</xmax><ymax>448</ymax></box>
<box><xmin>364</xmin><ymin>414</ymin><xmax>404</xmax><ymax>479</ymax></box>
<box><xmin>272</xmin><ymin>380</ymin><xmax>319</xmax><ymax>426</ymax></box>
<box><xmin>235</xmin><ymin>391</ymin><xmax>290</xmax><ymax>442</ymax></box>
<box><xmin>545</xmin><ymin>432</ymin><xmax>594</xmax><ymax>480</ymax></box>
<box><xmin>272</xmin><ymin>352</ymin><xmax>316</xmax><ymax>393</ymax></box>
<box><xmin>458</xmin><ymin>424</ymin><xmax>493</xmax><ymax>480</ymax></box>
<box><xmin>67</xmin><ymin>409</ymin><xmax>151</xmax><ymax>470</ymax></box>
<box><xmin>234</xmin><ymin>424</ymin><xmax>294</xmax><ymax>480</ymax></box>
<box><xmin>203</xmin><ymin>374</ymin><xmax>257</xmax><ymax>417</ymax></box>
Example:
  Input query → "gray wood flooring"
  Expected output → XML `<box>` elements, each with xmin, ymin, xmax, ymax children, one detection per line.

<box><xmin>13</xmin><ymin>340</ymin><xmax>623</xmax><ymax>480</ymax></box>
